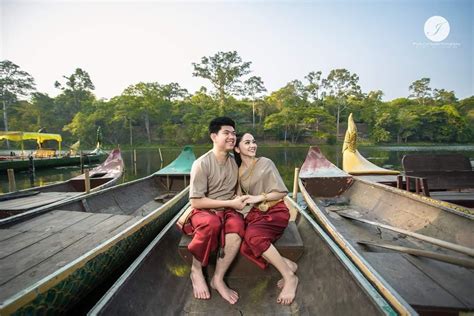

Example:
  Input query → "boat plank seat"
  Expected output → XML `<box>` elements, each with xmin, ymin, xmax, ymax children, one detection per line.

<box><xmin>0</xmin><ymin>192</ymin><xmax>83</xmax><ymax>212</ymax></box>
<box><xmin>0</xmin><ymin>210</ymin><xmax>141</xmax><ymax>302</ymax></box>
<box><xmin>178</xmin><ymin>221</ymin><xmax>304</xmax><ymax>277</ymax></box>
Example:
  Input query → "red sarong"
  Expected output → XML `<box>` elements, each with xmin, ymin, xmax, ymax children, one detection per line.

<box><xmin>183</xmin><ymin>208</ymin><xmax>245</xmax><ymax>267</ymax></box>
<box><xmin>240</xmin><ymin>201</ymin><xmax>290</xmax><ymax>269</ymax></box>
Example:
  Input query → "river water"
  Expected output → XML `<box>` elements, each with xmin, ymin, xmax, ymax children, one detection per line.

<box><xmin>1</xmin><ymin>145</ymin><xmax>473</xmax><ymax>194</ymax></box>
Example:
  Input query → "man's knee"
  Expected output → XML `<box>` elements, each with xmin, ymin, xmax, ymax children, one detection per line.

<box><xmin>206</xmin><ymin>216</ymin><xmax>222</xmax><ymax>234</ymax></box>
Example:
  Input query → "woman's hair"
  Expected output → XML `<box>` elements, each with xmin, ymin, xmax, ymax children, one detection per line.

<box><xmin>233</xmin><ymin>133</ymin><xmax>246</xmax><ymax>167</ymax></box>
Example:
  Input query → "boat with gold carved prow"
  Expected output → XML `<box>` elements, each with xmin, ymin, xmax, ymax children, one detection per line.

<box><xmin>342</xmin><ymin>113</ymin><xmax>399</xmax><ymax>185</ymax></box>
<box><xmin>0</xmin><ymin>146</ymin><xmax>195</xmax><ymax>315</ymax></box>
<box><xmin>88</xmin><ymin>195</ymin><xmax>413</xmax><ymax>315</ymax></box>
<box><xmin>299</xmin><ymin>146</ymin><xmax>474</xmax><ymax>315</ymax></box>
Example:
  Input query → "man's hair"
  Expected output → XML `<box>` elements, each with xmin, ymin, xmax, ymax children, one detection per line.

<box><xmin>208</xmin><ymin>117</ymin><xmax>235</xmax><ymax>134</ymax></box>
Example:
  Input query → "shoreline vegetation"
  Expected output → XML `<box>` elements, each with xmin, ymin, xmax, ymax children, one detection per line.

<box><xmin>1</xmin><ymin>51</ymin><xmax>473</xmax><ymax>151</ymax></box>
<box><xmin>2</xmin><ymin>142</ymin><xmax>474</xmax><ymax>153</ymax></box>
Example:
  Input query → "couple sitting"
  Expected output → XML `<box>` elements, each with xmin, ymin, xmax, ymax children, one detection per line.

<box><xmin>180</xmin><ymin>117</ymin><xmax>298</xmax><ymax>305</ymax></box>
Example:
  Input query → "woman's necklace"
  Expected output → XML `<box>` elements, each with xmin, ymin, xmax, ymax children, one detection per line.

<box><xmin>239</xmin><ymin>158</ymin><xmax>257</xmax><ymax>194</ymax></box>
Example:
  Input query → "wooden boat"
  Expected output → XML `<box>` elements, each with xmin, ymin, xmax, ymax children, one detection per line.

<box><xmin>401</xmin><ymin>153</ymin><xmax>474</xmax><ymax>208</ymax></box>
<box><xmin>0</xmin><ymin>149</ymin><xmax>125</xmax><ymax>218</ymax></box>
<box><xmin>0</xmin><ymin>131</ymin><xmax>107</xmax><ymax>172</ymax></box>
<box><xmin>300</xmin><ymin>146</ymin><xmax>474</xmax><ymax>315</ymax></box>
<box><xmin>0</xmin><ymin>146</ymin><xmax>196</xmax><ymax>315</ymax></box>
<box><xmin>87</xmin><ymin>195</ymin><xmax>416</xmax><ymax>315</ymax></box>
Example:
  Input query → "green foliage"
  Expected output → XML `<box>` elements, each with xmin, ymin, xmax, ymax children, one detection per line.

<box><xmin>2</xmin><ymin>58</ymin><xmax>473</xmax><ymax>149</ymax></box>
<box><xmin>0</xmin><ymin>60</ymin><xmax>36</xmax><ymax>136</ymax></box>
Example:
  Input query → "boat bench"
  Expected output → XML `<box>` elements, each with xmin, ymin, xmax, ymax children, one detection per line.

<box><xmin>401</xmin><ymin>154</ymin><xmax>474</xmax><ymax>206</ymax></box>
<box><xmin>178</xmin><ymin>221</ymin><xmax>304</xmax><ymax>277</ymax></box>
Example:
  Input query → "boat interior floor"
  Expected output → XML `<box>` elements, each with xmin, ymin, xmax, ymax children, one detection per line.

<box><xmin>99</xmin><ymin>215</ymin><xmax>389</xmax><ymax>316</ymax></box>
<box><xmin>0</xmin><ymin>191</ymin><xmax>179</xmax><ymax>304</ymax></box>
<box><xmin>314</xmin><ymin>196</ymin><xmax>474</xmax><ymax>312</ymax></box>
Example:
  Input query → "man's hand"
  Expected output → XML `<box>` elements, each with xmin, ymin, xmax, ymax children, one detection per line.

<box><xmin>230</xmin><ymin>195</ymin><xmax>249</xmax><ymax>210</ymax></box>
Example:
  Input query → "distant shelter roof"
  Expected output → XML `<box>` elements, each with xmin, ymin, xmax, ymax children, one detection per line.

<box><xmin>0</xmin><ymin>132</ymin><xmax>62</xmax><ymax>143</ymax></box>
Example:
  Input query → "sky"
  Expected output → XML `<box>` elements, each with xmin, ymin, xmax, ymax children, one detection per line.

<box><xmin>1</xmin><ymin>0</ymin><xmax>473</xmax><ymax>101</ymax></box>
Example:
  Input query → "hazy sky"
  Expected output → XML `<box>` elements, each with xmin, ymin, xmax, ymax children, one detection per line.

<box><xmin>1</xmin><ymin>0</ymin><xmax>472</xmax><ymax>101</ymax></box>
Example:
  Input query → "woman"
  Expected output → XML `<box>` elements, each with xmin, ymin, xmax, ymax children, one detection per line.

<box><xmin>234</xmin><ymin>132</ymin><xmax>298</xmax><ymax>305</ymax></box>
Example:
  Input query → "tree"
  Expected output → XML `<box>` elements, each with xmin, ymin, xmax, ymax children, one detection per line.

<box><xmin>192</xmin><ymin>51</ymin><xmax>252</xmax><ymax>114</ymax></box>
<box><xmin>433</xmin><ymin>88</ymin><xmax>457</xmax><ymax>105</ymax></box>
<box><xmin>409</xmin><ymin>78</ymin><xmax>432</xmax><ymax>105</ymax></box>
<box><xmin>0</xmin><ymin>60</ymin><xmax>36</xmax><ymax>147</ymax></box>
<box><xmin>242</xmin><ymin>76</ymin><xmax>266</xmax><ymax>128</ymax></box>
<box><xmin>305</xmin><ymin>71</ymin><xmax>323</xmax><ymax>103</ymax></box>
<box><xmin>55</xmin><ymin>68</ymin><xmax>95</xmax><ymax>109</ymax></box>
<box><xmin>322</xmin><ymin>69</ymin><xmax>361</xmax><ymax>141</ymax></box>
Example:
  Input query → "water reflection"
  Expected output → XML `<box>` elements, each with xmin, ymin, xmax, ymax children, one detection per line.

<box><xmin>1</xmin><ymin>145</ymin><xmax>473</xmax><ymax>193</ymax></box>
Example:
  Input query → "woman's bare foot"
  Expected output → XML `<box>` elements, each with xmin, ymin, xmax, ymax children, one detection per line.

<box><xmin>277</xmin><ymin>274</ymin><xmax>298</xmax><ymax>305</ymax></box>
<box><xmin>190</xmin><ymin>267</ymin><xmax>210</xmax><ymax>300</ymax></box>
<box><xmin>277</xmin><ymin>258</ymin><xmax>298</xmax><ymax>289</ymax></box>
<box><xmin>210</xmin><ymin>277</ymin><xmax>239</xmax><ymax>304</ymax></box>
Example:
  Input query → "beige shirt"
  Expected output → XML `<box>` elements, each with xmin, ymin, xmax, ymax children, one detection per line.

<box><xmin>239</xmin><ymin>157</ymin><xmax>288</xmax><ymax>196</ymax></box>
<box><xmin>189</xmin><ymin>150</ymin><xmax>238</xmax><ymax>200</ymax></box>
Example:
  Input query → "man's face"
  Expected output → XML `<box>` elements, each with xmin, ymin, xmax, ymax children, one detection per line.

<box><xmin>211</xmin><ymin>125</ymin><xmax>236</xmax><ymax>151</ymax></box>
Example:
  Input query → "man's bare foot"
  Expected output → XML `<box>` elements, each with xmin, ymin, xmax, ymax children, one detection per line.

<box><xmin>191</xmin><ymin>268</ymin><xmax>210</xmax><ymax>300</ymax></box>
<box><xmin>210</xmin><ymin>277</ymin><xmax>239</xmax><ymax>304</ymax></box>
<box><xmin>277</xmin><ymin>274</ymin><xmax>298</xmax><ymax>305</ymax></box>
<box><xmin>277</xmin><ymin>258</ymin><xmax>298</xmax><ymax>289</ymax></box>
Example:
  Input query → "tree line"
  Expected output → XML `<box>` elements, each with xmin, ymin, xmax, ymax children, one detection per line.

<box><xmin>1</xmin><ymin>52</ymin><xmax>473</xmax><ymax>149</ymax></box>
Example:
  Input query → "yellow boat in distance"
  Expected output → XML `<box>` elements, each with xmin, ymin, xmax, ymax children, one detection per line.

<box><xmin>342</xmin><ymin>113</ymin><xmax>399</xmax><ymax>175</ymax></box>
<box><xmin>0</xmin><ymin>131</ymin><xmax>106</xmax><ymax>172</ymax></box>
<box><xmin>0</xmin><ymin>131</ymin><xmax>63</xmax><ymax>156</ymax></box>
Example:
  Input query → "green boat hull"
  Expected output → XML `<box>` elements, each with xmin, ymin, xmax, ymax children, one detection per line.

<box><xmin>0</xmin><ymin>154</ymin><xmax>107</xmax><ymax>172</ymax></box>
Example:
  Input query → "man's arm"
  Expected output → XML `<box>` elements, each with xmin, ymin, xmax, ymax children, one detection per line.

<box><xmin>191</xmin><ymin>196</ymin><xmax>249</xmax><ymax>210</ymax></box>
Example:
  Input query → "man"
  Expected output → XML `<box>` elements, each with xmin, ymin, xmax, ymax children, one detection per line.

<box><xmin>184</xmin><ymin>117</ymin><xmax>248</xmax><ymax>304</ymax></box>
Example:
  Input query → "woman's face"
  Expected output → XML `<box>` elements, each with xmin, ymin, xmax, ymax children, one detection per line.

<box><xmin>236</xmin><ymin>133</ymin><xmax>257</xmax><ymax>158</ymax></box>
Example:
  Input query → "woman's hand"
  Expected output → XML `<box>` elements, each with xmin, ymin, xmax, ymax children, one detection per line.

<box><xmin>245</xmin><ymin>194</ymin><xmax>265</xmax><ymax>205</ymax></box>
<box><xmin>229</xmin><ymin>195</ymin><xmax>250</xmax><ymax>210</ymax></box>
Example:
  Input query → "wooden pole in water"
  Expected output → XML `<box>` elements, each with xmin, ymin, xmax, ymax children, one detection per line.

<box><xmin>84</xmin><ymin>169</ymin><xmax>90</xmax><ymax>193</ymax></box>
<box><xmin>158</xmin><ymin>148</ymin><xmax>163</xmax><ymax>169</ymax></box>
<box><xmin>133</xmin><ymin>149</ymin><xmax>137</xmax><ymax>175</ymax></box>
<box><xmin>292</xmin><ymin>168</ymin><xmax>299</xmax><ymax>200</ymax></box>
<box><xmin>7</xmin><ymin>169</ymin><xmax>16</xmax><ymax>192</ymax></box>
<box><xmin>80</xmin><ymin>150</ymin><xmax>84</xmax><ymax>173</ymax></box>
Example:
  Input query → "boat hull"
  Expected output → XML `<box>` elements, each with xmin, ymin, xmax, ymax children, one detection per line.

<box><xmin>88</xmin><ymin>197</ymin><xmax>410</xmax><ymax>316</ymax></box>
<box><xmin>300</xmin><ymin>175</ymin><xmax>474</xmax><ymax>314</ymax></box>
<box><xmin>0</xmin><ymin>154</ymin><xmax>107</xmax><ymax>172</ymax></box>
<box><xmin>0</xmin><ymin>147</ymin><xmax>196</xmax><ymax>315</ymax></box>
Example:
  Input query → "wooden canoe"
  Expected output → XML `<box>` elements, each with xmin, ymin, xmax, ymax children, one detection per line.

<box><xmin>0</xmin><ymin>146</ymin><xmax>195</xmax><ymax>315</ymax></box>
<box><xmin>299</xmin><ymin>146</ymin><xmax>474</xmax><ymax>315</ymax></box>
<box><xmin>87</xmin><ymin>196</ymin><xmax>415</xmax><ymax>316</ymax></box>
<box><xmin>0</xmin><ymin>149</ymin><xmax>125</xmax><ymax>218</ymax></box>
